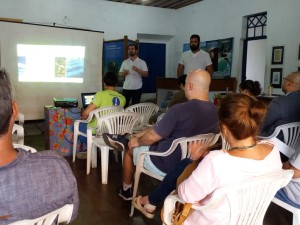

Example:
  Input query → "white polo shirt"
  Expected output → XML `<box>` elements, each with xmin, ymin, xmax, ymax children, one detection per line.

<box><xmin>179</xmin><ymin>50</ymin><xmax>212</xmax><ymax>74</ymax></box>
<box><xmin>119</xmin><ymin>57</ymin><xmax>148</xmax><ymax>90</ymax></box>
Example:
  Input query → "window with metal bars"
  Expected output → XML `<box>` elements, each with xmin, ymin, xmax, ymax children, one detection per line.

<box><xmin>247</xmin><ymin>12</ymin><xmax>267</xmax><ymax>39</ymax></box>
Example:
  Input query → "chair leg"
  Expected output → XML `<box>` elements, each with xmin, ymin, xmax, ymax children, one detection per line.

<box><xmin>293</xmin><ymin>211</ymin><xmax>300</xmax><ymax>225</ymax></box>
<box><xmin>130</xmin><ymin>167</ymin><xmax>142</xmax><ymax>217</ymax></box>
<box><xmin>114</xmin><ymin>150</ymin><xmax>119</xmax><ymax>163</ymax></box>
<box><xmin>91</xmin><ymin>147</ymin><xmax>98</xmax><ymax>168</ymax></box>
<box><xmin>100</xmin><ymin>146</ymin><xmax>110</xmax><ymax>184</ymax></box>
<box><xmin>86</xmin><ymin>144</ymin><xmax>94</xmax><ymax>174</ymax></box>
<box><xmin>73</xmin><ymin>133</ymin><xmax>78</xmax><ymax>162</ymax></box>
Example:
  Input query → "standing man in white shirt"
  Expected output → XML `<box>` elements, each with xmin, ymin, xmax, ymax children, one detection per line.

<box><xmin>119</xmin><ymin>43</ymin><xmax>148</xmax><ymax>108</ymax></box>
<box><xmin>177</xmin><ymin>34</ymin><xmax>213</xmax><ymax>78</ymax></box>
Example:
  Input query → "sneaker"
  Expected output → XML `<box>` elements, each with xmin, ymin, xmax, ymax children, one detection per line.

<box><xmin>118</xmin><ymin>186</ymin><xmax>133</xmax><ymax>201</ymax></box>
<box><xmin>76</xmin><ymin>151</ymin><xmax>87</xmax><ymax>159</ymax></box>
<box><xmin>102</xmin><ymin>133</ymin><xmax>130</xmax><ymax>152</ymax></box>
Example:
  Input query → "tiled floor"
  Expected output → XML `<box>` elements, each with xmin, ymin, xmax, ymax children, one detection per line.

<box><xmin>23</xmin><ymin>121</ymin><xmax>293</xmax><ymax>225</ymax></box>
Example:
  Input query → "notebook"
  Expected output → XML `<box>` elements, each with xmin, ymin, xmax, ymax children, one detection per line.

<box><xmin>81</xmin><ymin>92</ymin><xmax>96</xmax><ymax>109</ymax></box>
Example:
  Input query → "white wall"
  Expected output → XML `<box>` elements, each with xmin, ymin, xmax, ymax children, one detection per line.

<box><xmin>175</xmin><ymin>0</ymin><xmax>300</xmax><ymax>94</ymax></box>
<box><xmin>0</xmin><ymin>0</ymin><xmax>299</xmax><ymax>100</ymax></box>
<box><xmin>0</xmin><ymin>0</ymin><xmax>177</xmax><ymax>75</ymax></box>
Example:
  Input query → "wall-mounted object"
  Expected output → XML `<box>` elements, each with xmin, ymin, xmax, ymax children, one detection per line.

<box><xmin>271</xmin><ymin>46</ymin><xmax>284</xmax><ymax>64</ymax></box>
<box><xmin>270</xmin><ymin>68</ymin><xmax>283</xmax><ymax>88</ymax></box>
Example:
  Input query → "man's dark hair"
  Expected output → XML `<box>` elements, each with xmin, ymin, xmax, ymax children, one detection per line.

<box><xmin>178</xmin><ymin>75</ymin><xmax>187</xmax><ymax>86</ymax></box>
<box><xmin>190</xmin><ymin>34</ymin><xmax>200</xmax><ymax>42</ymax></box>
<box><xmin>128</xmin><ymin>43</ymin><xmax>138</xmax><ymax>50</ymax></box>
<box><xmin>0</xmin><ymin>68</ymin><xmax>13</xmax><ymax>136</ymax></box>
<box><xmin>103</xmin><ymin>72</ymin><xmax>118</xmax><ymax>86</ymax></box>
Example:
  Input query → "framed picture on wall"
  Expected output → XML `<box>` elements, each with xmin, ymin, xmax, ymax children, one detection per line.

<box><xmin>270</xmin><ymin>68</ymin><xmax>283</xmax><ymax>88</ymax></box>
<box><xmin>271</xmin><ymin>46</ymin><xmax>284</xmax><ymax>64</ymax></box>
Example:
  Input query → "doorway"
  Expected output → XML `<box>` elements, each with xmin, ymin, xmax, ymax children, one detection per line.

<box><xmin>242</xmin><ymin>12</ymin><xmax>267</xmax><ymax>91</ymax></box>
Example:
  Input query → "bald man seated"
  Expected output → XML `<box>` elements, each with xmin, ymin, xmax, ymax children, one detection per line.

<box><xmin>113</xmin><ymin>69</ymin><xmax>219</xmax><ymax>201</ymax></box>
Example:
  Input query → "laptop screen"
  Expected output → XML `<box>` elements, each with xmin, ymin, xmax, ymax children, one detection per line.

<box><xmin>81</xmin><ymin>92</ymin><xmax>96</xmax><ymax>109</ymax></box>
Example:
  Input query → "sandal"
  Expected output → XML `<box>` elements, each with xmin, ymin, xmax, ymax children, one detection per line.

<box><xmin>133</xmin><ymin>196</ymin><xmax>156</xmax><ymax>219</ymax></box>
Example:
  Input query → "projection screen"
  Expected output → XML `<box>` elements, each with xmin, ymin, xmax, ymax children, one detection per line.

<box><xmin>0</xmin><ymin>21</ymin><xmax>104</xmax><ymax>120</ymax></box>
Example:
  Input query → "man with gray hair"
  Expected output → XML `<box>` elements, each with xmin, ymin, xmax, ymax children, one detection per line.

<box><xmin>0</xmin><ymin>68</ymin><xmax>79</xmax><ymax>223</ymax></box>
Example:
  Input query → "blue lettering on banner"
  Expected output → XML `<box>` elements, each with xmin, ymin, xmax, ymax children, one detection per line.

<box><xmin>112</xmin><ymin>97</ymin><xmax>120</xmax><ymax>106</ymax></box>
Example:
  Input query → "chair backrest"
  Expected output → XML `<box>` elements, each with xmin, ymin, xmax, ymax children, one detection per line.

<box><xmin>13</xmin><ymin>144</ymin><xmax>37</xmax><ymax>153</ymax></box>
<box><xmin>90</xmin><ymin>106</ymin><xmax>124</xmax><ymax>133</ymax></box>
<box><xmin>259</xmin><ymin>122</ymin><xmax>300</xmax><ymax>158</ymax></box>
<box><xmin>275</xmin><ymin>122</ymin><xmax>300</xmax><ymax>150</ymax></box>
<box><xmin>179</xmin><ymin>133</ymin><xmax>220</xmax><ymax>159</ymax></box>
<box><xmin>9</xmin><ymin>204</ymin><xmax>73</xmax><ymax>225</ymax></box>
<box><xmin>125</xmin><ymin>103</ymin><xmax>159</xmax><ymax>127</ymax></box>
<box><xmin>17</xmin><ymin>112</ymin><xmax>25</xmax><ymax>127</ymax></box>
<box><xmin>96</xmin><ymin>111</ymin><xmax>143</xmax><ymax>135</ymax></box>
<box><xmin>12</xmin><ymin>124</ymin><xmax>24</xmax><ymax>145</ymax></box>
<box><xmin>221</xmin><ymin>133</ymin><xmax>231</xmax><ymax>150</ymax></box>
<box><xmin>163</xmin><ymin>170</ymin><xmax>293</xmax><ymax>225</ymax></box>
<box><xmin>91</xmin><ymin>106</ymin><xmax>124</xmax><ymax>121</ymax></box>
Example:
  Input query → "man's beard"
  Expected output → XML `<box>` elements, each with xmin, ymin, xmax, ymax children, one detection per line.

<box><xmin>190</xmin><ymin>44</ymin><xmax>199</xmax><ymax>52</ymax></box>
<box><xmin>129</xmin><ymin>51</ymin><xmax>135</xmax><ymax>57</ymax></box>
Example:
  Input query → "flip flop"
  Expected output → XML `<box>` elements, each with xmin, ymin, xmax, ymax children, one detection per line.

<box><xmin>133</xmin><ymin>196</ymin><xmax>156</xmax><ymax>219</ymax></box>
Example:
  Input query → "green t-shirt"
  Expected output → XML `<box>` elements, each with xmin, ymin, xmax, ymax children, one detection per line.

<box><xmin>88</xmin><ymin>90</ymin><xmax>126</xmax><ymax>128</ymax></box>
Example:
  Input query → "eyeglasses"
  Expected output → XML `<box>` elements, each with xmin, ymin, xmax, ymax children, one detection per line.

<box><xmin>283</xmin><ymin>77</ymin><xmax>294</xmax><ymax>83</ymax></box>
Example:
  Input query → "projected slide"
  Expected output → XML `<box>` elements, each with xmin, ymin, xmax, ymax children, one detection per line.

<box><xmin>17</xmin><ymin>44</ymin><xmax>85</xmax><ymax>83</ymax></box>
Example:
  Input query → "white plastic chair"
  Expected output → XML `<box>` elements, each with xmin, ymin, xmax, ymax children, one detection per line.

<box><xmin>13</xmin><ymin>144</ymin><xmax>37</xmax><ymax>153</ymax></box>
<box><xmin>221</xmin><ymin>133</ymin><xmax>231</xmax><ymax>150</ymax></box>
<box><xmin>72</xmin><ymin>106</ymin><xmax>123</xmax><ymax>162</ymax></box>
<box><xmin>9</xmin><ymin>204</ymin><xmax>73</xmax><ymax>225</ymax></box>
<box><xmin>17</xmin><ymin>112</ymin><xmax>25</xmax><ymax>127</ymax></box>
<box><xmin>12</xmin><ymin>124</ymin><xmax>24</xmax><ymax>145</ymax></box>
<box><xmin>272</xmin><ymin>177</ymin><xmax>300</xmax><ymax>225</ymax></box>
<box><xmin>129</xmin><ymin>133</ymin><xmax>220</xmax><ymax>217</ymax></box>
<box><xmin>258</xmin><ymin>122</ymin><xmax>300</xmax><ymax>158</ymax></box>
<box><xmin>125</xmin><ymin>103</ymin><xmax>159</xmax><ymax>130</ymax></box>
<box><xmin>162</xmin><ymin>170</ymin><xmax>294</xmax><ymax>225</ymax></box>
<box><xmin>87</xmin><ymin>112</ymin><xmax>142</xmax><ymax>183</ymax></box>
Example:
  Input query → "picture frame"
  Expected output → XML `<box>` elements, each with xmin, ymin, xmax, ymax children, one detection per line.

<box><xmin>270</xmin><ymin>68</ymin><xmax>283</xmax><ymax>88</ymax></box>
<box><xmin>271</xmin><ymin>46</ymin><xmax>284</xmax><ymax>64</ymax></box>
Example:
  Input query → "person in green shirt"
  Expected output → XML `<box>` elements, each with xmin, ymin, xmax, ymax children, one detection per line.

<box><xmin>77</xmin><ymin>72</ymin><xmax>126</xmax><ymax>159</ymax></box>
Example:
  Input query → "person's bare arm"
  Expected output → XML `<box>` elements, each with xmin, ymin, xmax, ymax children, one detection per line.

<box><xmin>177</xmin><ymin>64</ymin><xmax>184</xmax><ymax>78</ymax></box>
<box><xmin>206</xmin><ymin>64</ymin><xmax>214</xmax><ymax>77</ymax></box>
<box><xmin>132</xmin><ymin>127</ymin><xmax>151</xmax><ymax>138</ymax></box>
<box><xmin>81</xmin><ymin>103</ymin><xmax>97</xmax><ymax>120</ymax></box>
<box><xmin>283</xmin><ymin>161</ymin><xmax>300</xmax><ymax>178</ymax></box>
<box><xmin>119</xmin><ymin>70</ymin><xmax>129</xmax><ymax>77</ymax></box>
<box><xmin>128</xmin><ymin>128</ymin><xmax>162</xmax><ymax>148</ymax></box>
<box><xmin>188</xmin><ymin>141</ymin><xmax>209</xmax><ymax>161</ymax></box>
<box><xmin>132</xmin><ymin>66</ymin><xmax>148</xmax><ymax>77</ymax></box>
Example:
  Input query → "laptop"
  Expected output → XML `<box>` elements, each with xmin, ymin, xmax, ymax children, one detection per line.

<box><xmin>81</xmin><ymin>92</ymin><xmax>96</xmax><ymax>109</ymax></box>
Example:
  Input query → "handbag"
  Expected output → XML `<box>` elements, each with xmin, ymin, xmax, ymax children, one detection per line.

<box><xmin>171</xmin><ymin>201</ymin><xmax>193</xmax><ymax>225</ymax></box>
